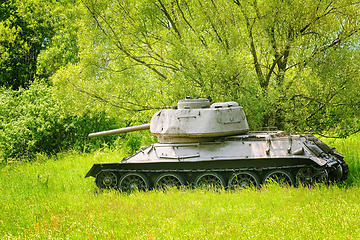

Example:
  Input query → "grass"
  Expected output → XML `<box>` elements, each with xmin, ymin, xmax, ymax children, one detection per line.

<box><xmin>321</xmin><ymin>133</ymin><xmax>360</xmax><ymax>186</ymax></box>
<box><xmin>0</xmin><ymin>135</ymin><xmax>359</xmax><ymax>239</ymax></box>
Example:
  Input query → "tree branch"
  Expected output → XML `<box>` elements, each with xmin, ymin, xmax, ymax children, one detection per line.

<box><xmin>67</xmin><ymin>78</ymin><xmax>164</xmax><ymax>112</ymax></box>
<box><xmin>155</xmin><ymin>0</ymin><xmax>182</xmax><ymax>40</ymax></box>
<box><xmin>175</xmin><ymin>0</ymin><xmax>208</xmax><ymax>47</ymax></box>
<box><xmin>234</xmin><ymin>0</ymin><xmax>266</xmax><ymax>89</ymax></box>
<box><xmin>82</xmin><ymin>1</ymin><xmax>169</xmax><ymax>80</ymax></box>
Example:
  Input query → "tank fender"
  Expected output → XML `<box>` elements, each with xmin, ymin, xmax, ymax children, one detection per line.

<box><xmin>332</xmin><ymin>149</ymin><xmax>345</xmax><ymax>160</ymax></box>
<box><xmin>304</xmin><ymin>142</ymin><xmax>323</xmax><ymax>157</ymax></box>
<box><xmin>307</xmin><ymin>136</ymin><xmax>333</xmax><ymax>154</ymax></box>
<box><xmin>309</xmin><ymin>156</ymin><xmax>328</xmax><ymax>167</ymax></box>
<box><xmin>85</xmin><ymin>164</ymin><xmax>102</xmax><ymax>178</ymax></box>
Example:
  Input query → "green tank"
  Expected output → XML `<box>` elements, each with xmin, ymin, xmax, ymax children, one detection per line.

<box><xmin>86</xmin><ymin>97</ymin><xmax>348</xmax><ymax>191</ymax></box>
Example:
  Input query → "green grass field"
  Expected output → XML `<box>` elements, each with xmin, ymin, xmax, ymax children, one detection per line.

<box><xmin>0</xmin><ymin>135</ymin><xmax>360</xmax><ymax>239</ymax></box>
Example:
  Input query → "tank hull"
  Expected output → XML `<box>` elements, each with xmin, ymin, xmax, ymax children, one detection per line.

<box><xmin>86</xmin><ymin>132</ymin><xmax>348</xmax><ymax>190</ymax></box>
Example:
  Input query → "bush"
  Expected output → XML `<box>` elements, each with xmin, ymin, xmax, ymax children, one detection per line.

<box><xmin>0</xmin><ymin>81</ymin><xmax>118</xmax><ymax>162</ymax></box>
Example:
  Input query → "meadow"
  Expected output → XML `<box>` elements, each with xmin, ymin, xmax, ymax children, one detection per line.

<box><xmin>0</xmin><ymin>135</ymin><xmax>360</xmax><ymax>239</ymax></box>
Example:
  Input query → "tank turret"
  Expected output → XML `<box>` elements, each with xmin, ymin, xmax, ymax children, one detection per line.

<box><xmin>86</xmin><ymin>97</ymin><xmax>348</xmax><ymax>192</ymax></box>
<box><xmin>89</xmin><ymin>97</ymin><xmax>249</xmax><ymax>143</ymax></box>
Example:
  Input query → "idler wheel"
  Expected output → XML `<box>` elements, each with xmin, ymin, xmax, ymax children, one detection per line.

<box><xmin>154</xmin><ymin>173</ymin><xmax>185</xmax><ymax>190</ymax></box>
<box><xmin>296</xmin><ymin>167</ymin><xmax>328</xmax><ymax>186</ymax></box>
<box><xmin>263</xmin><ymin>170</ymin><xmax>295</xmax><ymax>186</ymax></box>
<box><xmin>119</xmin><ymin>173</ymin><xmax>149</xmax><ymax>192</ymax></box>
<box><xmin>195</xmin><ymin>172</ymin><xmax>225</xmax><ymax>189</ymax></box>
<box><xmin>228</xmin><ymin>171</ymin><xmax>260</xmax><ymax>189</ymax></box>
<box><xmin>95</xmin><ymin>171</ymin><xmax>118</xmax><ymax>189</ymax></box>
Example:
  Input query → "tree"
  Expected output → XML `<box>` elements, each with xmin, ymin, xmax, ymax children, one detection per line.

<box><xmin>52</xmin><ymin>0</ymin><xmax>360</xmax><ymax>136</ymax></box>
<box><xmin>36</xmin><ymin>0</ymin><xmax>80</xmax><ymax>80</ymax></box>
<box><xmin>0</xmin><ymin>0</ymin><xmax>79</xmax><ymax>89</ymax></box>
<box><xmin>233</xmin><ymin>0</ymin><xmax>360</xmax><ymax>134</ymax></box>
<box><xmin>0</xmin><ymin>0</ymin><xmax>52</xmax><ymax>89</ymax></box>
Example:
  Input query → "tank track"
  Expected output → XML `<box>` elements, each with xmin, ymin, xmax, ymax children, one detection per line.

<box><xmin>94</xmin><ymin>162</ymin><xmax>338</xmax><ymax>191</ymax></box>
<box><xmin>339</xmin><ymin>159</ymin><xmax>349</xmax><ymax>182</ymax></box>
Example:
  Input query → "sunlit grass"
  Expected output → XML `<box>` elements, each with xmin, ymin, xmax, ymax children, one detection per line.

<box><xmin>0</xmin><ymin>138</ymin><xmax>359</xmax><ymax>239</ymax></box>
<box><xmin>321</xmin><ymin>134</ymin><xmax>360</xmax><ymax>186</ymax></box>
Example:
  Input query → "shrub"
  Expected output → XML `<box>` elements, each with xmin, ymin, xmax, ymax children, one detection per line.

<box><xmin>0</xmin><ymin>81</ymin><xmax>118</xmax><ymax>162</ymax></box>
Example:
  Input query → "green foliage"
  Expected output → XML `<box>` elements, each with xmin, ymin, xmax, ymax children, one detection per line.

<box><xmin>36</xmin><ymin>0</ymin><xmax>80</xmax><ymax>80</ymax></box>
<box><xmin>52</xmin><ymin>0</ymin><xmax>261</xmax><ymax>123</ymax></box>
<box><xmin>51</xmin><ymin>0</ymin><xmax>360</xmax><ymax>137</ymax></box>
<box><xmin>0</xmin><ymin>81</ymin><xmax>118</xmax><ymax>162</ymax></box>
<box><xmin>118</xmin><ymin>131</ymin><xmax>156</xmax><ymax>155</ymax></box>
<box><xmin>0</xmin><ymin>0</ymin><xmax>81</xmax><ymax>89</ymax></box>
<box><xmin>1</xmin><ymin>0</ymin><xmax>359</xmax><ymax>159</ymax></box>
<box><xmin>0</xmin><ymin>0</ymin><xmax>53</xmax><ymax>89</ymax></box>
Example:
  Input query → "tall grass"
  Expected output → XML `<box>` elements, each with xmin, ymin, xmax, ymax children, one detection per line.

<box><xmin>0</xmin><ymin>136</ymin><xmax>359</xmax><ymax>239</ymax></box>
<box><xmin>321</xmin><ymin>133</ymin><xmax>360</xmax><ymax>186</ymax></box>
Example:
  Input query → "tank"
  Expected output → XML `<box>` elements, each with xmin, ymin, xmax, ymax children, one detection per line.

<box><xmin>86</xmin><ymin>97</ymin><xmax>348</xmax><ymax>191</ymax></box>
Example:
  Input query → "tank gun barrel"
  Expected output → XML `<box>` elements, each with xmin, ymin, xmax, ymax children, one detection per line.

<box><xmin>88</xmin><ymin>123</ymin><xmax>150</xmax><ymax>138</ymax></box>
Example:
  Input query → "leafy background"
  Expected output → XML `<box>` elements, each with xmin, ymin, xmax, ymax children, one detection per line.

<box><xmin>0</xmin><ymin>0</ymin><xmax>359</xmax><ymax>159</ymax></box>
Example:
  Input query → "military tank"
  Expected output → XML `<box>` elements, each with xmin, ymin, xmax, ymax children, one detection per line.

<box><xmin>86</xmin><ymin>97</ymin><xmax>348</xmax><ymax>191</ymax></box>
